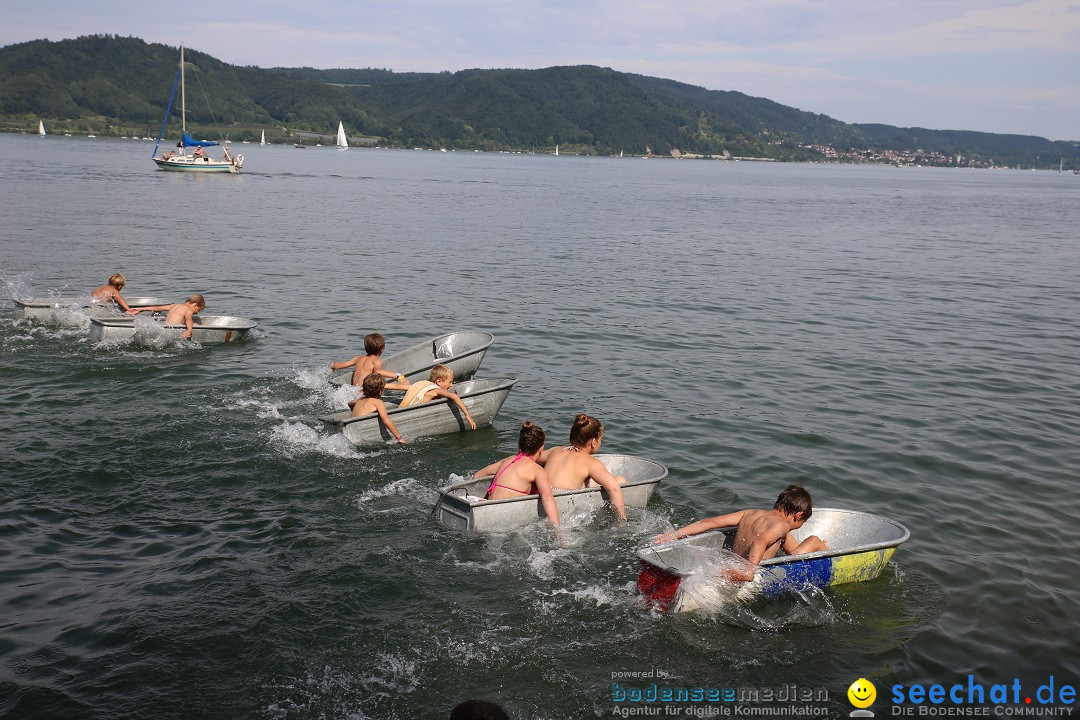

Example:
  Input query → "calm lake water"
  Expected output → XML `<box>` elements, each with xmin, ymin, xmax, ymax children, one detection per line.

<box><xmin>1</xmin><ymin>133</ymin><xmax>1078</xmax><ymax>719</ymax></box>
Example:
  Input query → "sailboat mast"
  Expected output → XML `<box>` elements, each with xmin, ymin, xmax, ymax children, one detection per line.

<box><xmin>180</xmin><ymin>44</ymin><xmax>186</xmax><ymax>134</ymax></box>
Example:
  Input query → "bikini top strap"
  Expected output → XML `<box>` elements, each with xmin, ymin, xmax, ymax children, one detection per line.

<box><xmin>486</xmin><ymin>452</ymin><xmax>527</xmax><ymax>496</ymax></box>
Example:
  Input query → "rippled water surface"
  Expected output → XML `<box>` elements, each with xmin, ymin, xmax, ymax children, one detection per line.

<box><xmin>2</xmin><ymin>134</ymin><xmax>1079</xmax><ymax>718</ymax></box>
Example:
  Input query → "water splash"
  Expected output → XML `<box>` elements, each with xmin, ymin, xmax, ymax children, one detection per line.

<box><xmin>268</xmin><ymin>420</ymin><xmax>372</xmax><ymax>459</ymax></box>
<box><xmin>355</xmin><ymin>478</ymin><xmax>433</xmax><ymax>508</ymax></box>
<box><xmin>669</xmin><ymin>546</ymin><xmax>839</xmax><ymax>628</ymax></box>
<box><xmin>1</xmin><ymin>270</ymin><xmax>33</xmax><ymax>301</ymax></box>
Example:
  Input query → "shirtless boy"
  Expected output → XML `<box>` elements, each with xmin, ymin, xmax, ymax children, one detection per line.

<box><xmin>330</xmin><ymin>333</ymin><xmax>405</xmax><ymax>386</ymax></box>
<box><xmin>126</xmin><ymin>294</ymin><xmax>206</xmax><ymax>340</ymax></box>
<box><xmin>348</xmin><ymin>373</ymin><xmax>406</xmax><ymax>444</ymax></box>
<box><xmin>90</xmin><ymin>273</ymin><xmax>132</xmax><ymax>312</ymax></box>
<box><xmin>657</xmin><ymin>484</ymin><xmax>828</xmax><ymax>582</ymax></box>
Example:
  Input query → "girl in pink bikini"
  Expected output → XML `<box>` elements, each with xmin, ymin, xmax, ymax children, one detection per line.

<box><xmin>473</xmin><ymin>422</ymin><xmax>560</xmax><ymax>526</ymax></box>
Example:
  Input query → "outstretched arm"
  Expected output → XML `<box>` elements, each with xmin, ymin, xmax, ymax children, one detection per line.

<box><xmin>112</xmin><ymin>292</ymin><xmax>131</xmax><ymax>312</ymax></box>
<box><xmin>127</xmin><ymin>303</ymin><xmax>170</xmax><ymax>316</ymax></box>
<box><xmin>532</xmin><ymin>468</ymin><xmax>560</xmax><ymax>526</ymax></box>
<box><xmin>182</xmin><ymin>309</ymin><xmax>194</xmax><ymax>339</ymax></box>
<box><xmin>435</xmin><ymin>390</ymin><xmax>476</xmax><ymax>430</ymax></box>
<box><xmin>329</xmin><ymin>355</ymin><xmax>359</xmax><ymax>371</ymax></box>
<box><xmin>376</xmin><ymin>403</ymin><xmax>406</xmax><ymax>444</ymax></box>
<box><xmin>586</xmin><ymin>458</ymin><xmax>627</xmax><ymax>522</ymax></box>
<box><xmin>656</xmin><ymin>511</ymin><xmax>748</xmax><ymax>543</ymax></box>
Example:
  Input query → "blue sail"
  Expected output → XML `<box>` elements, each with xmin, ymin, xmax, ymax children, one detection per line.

<box><xmin>181</xmin><ymin>131</ymin><xmax>220</xmax><ymax>148</ymax></box>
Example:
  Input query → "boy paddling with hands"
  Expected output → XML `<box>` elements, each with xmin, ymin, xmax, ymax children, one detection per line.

<box><xmin>90</xmin><ymin>273</ymin><xmax>132</xmax><ymax>311</ymax></box>
<box><xmin>126</xmin><ymin>294</ymin><xmax>206</xmax><ymax>340</ymax></box>
<box><xmin>348</xmin><ymin>373</ymin><xmax>406</xmax><ymax>444</ymax></box>
<box><xmin>656</xmin><ymin>484</ymin><xmax>828</xmax><ymax>582</ymax></box>
<box><xmin>330</xmin><ymin>333</ymin><xmax>406</xmax><ymax>386</ymax></box>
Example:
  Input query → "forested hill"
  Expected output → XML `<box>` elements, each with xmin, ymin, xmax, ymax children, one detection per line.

<box><xmin>2</xmin><ymin>35</ymin><xmax>1076</xmax><ymax>168</ymax></box>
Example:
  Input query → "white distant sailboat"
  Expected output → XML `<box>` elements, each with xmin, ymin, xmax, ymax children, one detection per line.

<box><xmin>38</xmin><ymin>120</ymin><xmax>46</xmax><ymax>137</ymax></box>
<box><xmin>554</xmin><ymin>144</ymin><xmax>559</xmax><ymax>156</ymax></box>
<box><xmin>260</xmin><ymin>129</ymin><xmax>266</xmax><ymax>146</ymax></box>
<box><xmin>335</xmin><ymin>121</ymin><xmax>348</xmax><ymax>149</ymax></box>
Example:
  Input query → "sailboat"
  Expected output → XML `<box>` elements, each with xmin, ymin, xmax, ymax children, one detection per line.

<box><xmin>260</xmin><ymin>129</ymin><xmax>266</xmax><ymax>146</ymax></box>
<box><xmin>152</xmin><ymin>44</ymin><xmax>243</xmax><ymax>173</ymax></box>
<box><xmin>335</xmin><ymin>121</ymin><xmax>348</xmax><ymax>149</ymax></box>
<box><xmin>37</xmin><ymin>120</ymin><xmax>46</xmax><ymax>137</ymax></box>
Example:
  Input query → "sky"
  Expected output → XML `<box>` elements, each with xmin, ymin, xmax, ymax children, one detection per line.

<box><xmin>4</xmin><ymin>0</ymin><xmax>1078</xmax><ymax>141</ymax></box>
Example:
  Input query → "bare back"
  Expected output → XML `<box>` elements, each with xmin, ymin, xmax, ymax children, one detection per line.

<box><xmin>732</xmin><ymin>510</ymin><xmax>791</xmax><ymax>563</ymax></box>
<box><xmin>91</xmin><ymin>285</ymin><xmax>118</xmax><ymax>302</ymax></box>
<box><xmin>350</xmin><ymin>396</ymin><xmax>382</xmax><ymax>417</ymax></box>
<box><xmin>164</xmin><ymin>304</ymin><xmax>193</xmax><ymax>326</ymax></box>
<box><xmin>542</xmin><ymin>446</ymin><xmax>603</xmax><ymax>491</ymax></box>
<box><xmin>485</xmin><ymin>455</ymin><xmax>548</xmax><ymax>499</ymax></box>
<box><xmin>351</xmin><ymin>355</ymin><xmax>381</xmax><ymax>385</ymax></box>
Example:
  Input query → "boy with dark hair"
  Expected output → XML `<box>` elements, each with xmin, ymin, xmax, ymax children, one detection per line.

<box><xmin>330</xmin><ymin>332</ymin><xmax>406</xmax><ymax>386</ymax></box>
<box><xmin>657</xmin><ymin>484</ymin><xmax>828</xmax><ymax>581</ymax></box>
<box><xmin>347</xmin><ymin>373</ymin><xmax>406</xmax><ymax>443</ymax></box>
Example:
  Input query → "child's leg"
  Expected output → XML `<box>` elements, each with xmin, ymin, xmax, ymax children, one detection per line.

<box><xmin>791</xmin><ymin>535</ymin><xmax>828</xmax><ymax>554</ymax></box>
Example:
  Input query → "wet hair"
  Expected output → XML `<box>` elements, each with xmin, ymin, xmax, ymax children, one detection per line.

<box><xmin>518</xmin><ymin>421</ymin><xmax>545</xmax><ymax>455</ymax></box>
<box><xmin>364</xmin><ymin>332</ymin><xmax>386</xmax><ymax>356</ymax></box>
<box><xmin>186</xmin><ymin>293</ymin><xmax>206</xmax><ymax>309</ymax></box>
<box><xmin>569</xmin><ymin>413</ymin><xmax>603</xmax><ymax>447</ymax></box>
<box><xmin>361</xmin><ymin>373</ymin><xmax>386</xmax><ymax>398</ymax></box>
<box><xmin>450</xmin><ymin>699</ymin><xmax>509</xmax><ymax>720</ymax></box>
<box><xmin>108</xmin><ymin>273</ymin><xmax>126</xmax><ymax>289</ymax></box>
<box><xmin>430</xmin><ymin>364</ymin><xmax>453</xmax><ymax>384</ymax></box>
<box><xmin>773</xmin><ymin>484</ymin><xmax>813</xmax><ymax>521</ymax></box>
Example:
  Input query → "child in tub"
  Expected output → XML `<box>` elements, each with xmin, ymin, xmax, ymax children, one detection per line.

<box><xmin>537</xmin><ymin>413</ymin><xmax>627</xmax><ymax>521</ymax></box>
<box><xmin>472</xmin><ymin>421</ymin><xmax>559</xmax><ymax>525</ymax></box>
<box><xmin>348</xmin><ymin>373</ymin><xmax>406</xmax><ymax>444</ymax></box>
<box><xmin>387</xmin><ymin>364</ymin><xmax>477</xmax><ymax>430</ymax></box>
<box><xmin>329</xmin><ymin>332</ymin><xmax>406</xmax><ymax>386</ymax></box>
<box><xmin>655</xmin><ymin>484</ymin><xmax>828</xmax><ymax>581</ymax></box>
<box><xmin>126</xmin><ymin>294</ymin><xmax>205</xmax><ymax>340</ymax></box>
<box><xmin>90</xmin><ymin>273</ymin><xmax>132</xmax><ymax>312</ymax></box>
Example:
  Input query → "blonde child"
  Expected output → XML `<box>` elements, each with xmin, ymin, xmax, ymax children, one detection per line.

<box><xmin>348</xmin><ymin>373</ymin><xmax>406</xmax><ymax>444</ymax></box>
<box><xmin>538</xmin><ymin>413</ymin><xmax>627</xmax><ymax>521</ymax></box>
<box><xmin>656</xmin><ymin>484</ymin><xmax>829</xmax><ymax>582</ymax></box>
<box><xmin>392</xmin><ymin>364</ymin><xmax>477</xmax><ymax>430</ymax></box>
<box><xmin>127</xmin><ymin>294</ymin><xmax>206</xmax><ymax>340</ymax></box>
<box><xmin>90</xmin><ymin>273</ymin><xmax>132</xmax><ymax>312</ymax></box>
<box><xmin>330</xmin><ymin>333</ymin><xmax>406</xmax><ymax>386</ymax></box>
<box><xmin>473</xmin><ymin>422</ymin><xmax>560</xmax><ymax>525</ymax></box>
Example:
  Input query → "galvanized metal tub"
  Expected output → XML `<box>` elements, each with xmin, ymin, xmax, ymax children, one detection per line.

<box><xmin>88</xmin><ymin>314</ymin><xmax>258</xmax><ymax>344</ymax></box>
<box><xmin>13</xmin><ymin>297</ymin><xmax>165</xmax><ymax>324</ymax></box>
<box><xmin>434</xmin><ymin>453</ymin><xmax>668</xmax><ymax>532</ymax></box>
<box><xmin>637</xmin><ymin>508</ymin><xmax>910</xmax><ymax>612</ymax></box>
<box><xmin>331</xmin><ymin>331</ymin><xmax>494</xmax><ymax>385</ymax></box>
<box><xmin>321</xmin><ymin>376</ymin><xmax>516</xmax><ymax>447</ymax></box>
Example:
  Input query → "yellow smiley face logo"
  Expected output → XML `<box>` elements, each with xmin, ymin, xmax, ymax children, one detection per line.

<box><xmin>848</xmin><ymin>678</ymin><xmax>876</xmax><ymax>708</ymax></box>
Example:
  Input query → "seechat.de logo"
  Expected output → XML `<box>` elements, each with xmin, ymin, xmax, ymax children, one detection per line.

<box><xmin>848</xmin><ymin>678</ymin><xmax>877</xmax><ymax>717</ymax></box>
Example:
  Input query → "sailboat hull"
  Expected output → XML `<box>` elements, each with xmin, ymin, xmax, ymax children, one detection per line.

<box><xmin>154</xmin><ymin>156</ymin><xmax>238</xmax><ymax>173</ymax></box>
